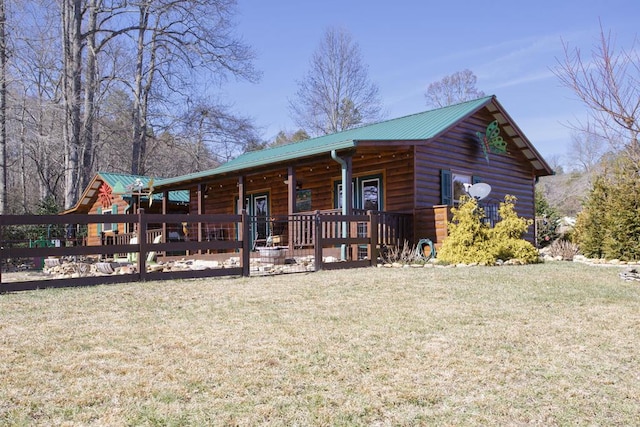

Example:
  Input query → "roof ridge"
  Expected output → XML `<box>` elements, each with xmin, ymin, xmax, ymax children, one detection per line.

<box><xmin>348</xmin><ymin>94</ymin><xmax>495</xmax><ymax>130</ymax></box>
<box><xmin>98</xmin><ymin>171</ymin><xmax>150</xmax><ymax>178</ymax></box>
<box><xmin>239</xmin><ymin>95</ymin><xmax>495</xmax><ymax>157</ymax></box>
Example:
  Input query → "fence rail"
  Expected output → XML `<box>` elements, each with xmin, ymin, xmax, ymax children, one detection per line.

<box><xmin>1</xmin><ymin>211</ymin><xmax>250</xmax><ymax>292</ymax></box>
<box><xmin>1</xmin><ymin>209</ymin><xmax>410</xmax><ymax>292</ymax></box>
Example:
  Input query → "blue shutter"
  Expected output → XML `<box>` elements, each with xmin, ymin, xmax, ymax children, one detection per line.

<box><xmin>472</xmin><ymin>176</ymin><xmax>482</xmax><ymax>184</ymax></box>
<box><xmin>96</xmin><ymin>207</ymin><xmax>102</xmax><ymax>234</ymax></box>
<box><xmin>112</xmin><ymin>204</ymin><xmax>118</xmax><ymax>232</ymax></box>
<box><xmin>440</xmin><ymin>169</ymin><xmax>452</xmax><ymax>205</ymax></box>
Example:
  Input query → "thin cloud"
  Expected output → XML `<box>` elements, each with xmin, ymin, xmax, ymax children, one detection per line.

<box><xmin>444</xmin><ymin>33</ymin><xmax>567</xmax><ymax>67</ymax></box>
<box><xmin>490</xmin><ymin>69</ymin><xmax>557</xmax><ymax>89</ymax></box>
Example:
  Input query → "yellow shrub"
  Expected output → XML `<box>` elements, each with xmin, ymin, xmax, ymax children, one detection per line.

<box><xmin>437</xmin><ymin>195</ymin><xmax>539</xmax><ymax>265</ymax></box>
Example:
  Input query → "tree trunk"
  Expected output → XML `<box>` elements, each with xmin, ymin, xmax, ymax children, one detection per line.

<box><xmin>80</xmin><ymin>0</ymin><xmax>98</xmax><ymax>192</ymax></box>
<box><xmin>0</xmin><ymin>0</ymin><xmax>7</xmax><ymax>214</ymax></box>
<box><xmin>62</xmin><ymin>0</ymin><xmax>83</xmax><ymax>209</ymax></box>
<box><xmin>131</xmin><ymin>3</ymin><xmax>149</xmax><ymax>175</ymax></box>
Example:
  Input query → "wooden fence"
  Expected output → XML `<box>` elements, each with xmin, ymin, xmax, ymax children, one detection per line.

<box><xmin>1</xmin><ymin>211</ymin><xmax>249</xmax><ymax>292</ymax></box>
<box><xmin>1</xmin><ymin>210</ymin><xmax>400</xmax><ymax>292</ymax></box>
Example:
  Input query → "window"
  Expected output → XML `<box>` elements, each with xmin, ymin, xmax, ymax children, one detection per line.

<box><xmin>102</xmin><ymin>210</ymin><xmax>113</xmax><ymax>232</ymax></box>
<box><xmin>334</xmin><ymin>174</ymin><xmax>383</xmax><ymax>211</ymax></box>
<box><xmin>441</xmin><ymin>169</ymin><xmax>481</xmax><ymax>205</ymax></box>
<box><xmin>452</xmin><ymin>173</ymin><xmax>471</xmax><ymax>203</ymax></box>
<box><xmin>336</xmin><ymin>182</ymin><xmax>355</xmax><ymax>209</ymax></box>
<box><xmin>361</xmin><ymin>178</ymin><xmax>380</xmax><ymax>211</ymax></box>
<box><xmin>98</xmin><ymin>204</ymin><xmax>117</xmax><ymax>233</ymax></box>
<box><xmin>296</xmin><ymin>189</ymin><xmax>312</xmax><ymax>211</ymax></box>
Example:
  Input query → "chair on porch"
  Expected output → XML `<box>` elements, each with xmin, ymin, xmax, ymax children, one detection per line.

<box><xmin>252</xmin><ymin>217</ymin><xmax>286</xmax><ymax>250</ymax></box>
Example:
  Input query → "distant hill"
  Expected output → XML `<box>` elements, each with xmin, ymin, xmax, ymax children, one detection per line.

<box><xmin>536</xmin><ymin>172</ymin><xmax>593</xmax><ymax>218</ymax></box>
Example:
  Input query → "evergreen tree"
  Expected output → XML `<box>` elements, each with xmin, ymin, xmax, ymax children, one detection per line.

<box><xmin>575</xmin><ymin>154</ymin><xmax>640</xmax><ymax>260</ymax></box>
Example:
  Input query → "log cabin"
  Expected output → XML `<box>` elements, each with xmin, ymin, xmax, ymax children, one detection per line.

<box><xmin>62</xmin><ymin>172</ymin><xmax>189</xmax><ymax>246</ymax></box>
<box><xmin>147</xmin><ymin>95</ymin><xmax>553</xmax><ymax>253</ymax></box>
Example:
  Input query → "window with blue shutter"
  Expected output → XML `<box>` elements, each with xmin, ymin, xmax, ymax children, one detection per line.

<box><xmin>97</xmin><ymin>207</ymin><xmax>102</xmax><ymax>234</ymax></box>
<box><xmin>440</xmin><ymin>169</ymin><xmax>452</xmax><ymax>205</ymax></box>
<box><xmin>112</xmin><ymin>204</ymin><xmax>118</xmax><ymax>232</ymax></box>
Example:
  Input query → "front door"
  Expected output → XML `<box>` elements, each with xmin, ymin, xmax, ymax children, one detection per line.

<box><xmin>252</xmin><ymin>194</ymin><xmax>269</xmax><ymax>243</ymax></box>
<box><xmin>237</xmin><ymin>193</ymin><xmax>270</xmax><ymax>247</ymax></box>
<box><xmin>334</xmin><ymin>174</ymin><xmax>383</xmax><ymax>259</ymax></box>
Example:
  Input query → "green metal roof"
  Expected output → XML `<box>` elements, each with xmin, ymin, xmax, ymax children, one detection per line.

<box><xmin>155</xmin><ymin>95</ymin><xmax>494</xmax><ymax>188</ymax></box>
<box><xmin>98</xmin><ymin>172</ymin><xmax>189</xmax><ymax>203</ymax></box>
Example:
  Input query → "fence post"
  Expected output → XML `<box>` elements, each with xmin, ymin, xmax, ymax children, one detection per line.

<box><xmin>314</xmin><ymin>211</ymin><xmax>322</xmax><ymax>271</ymax></box>
<box><xmin>138</xmin><ymin>208</ymin><xmax>147</xmax><ymax>281</ymax></box>
<box><xmin>0</xmin><ymin>220</ymin><xmax>3</xmax><ymax>287</ymax></box>
<box><xmin>368</xmin><ymin>210</ymin><xmax>378</xmax><ymax>267</ymax></box>
<box><xmin>241</xmin><ymin>210</ymin><xmax>250</xmax><ymax>277</ymax></box>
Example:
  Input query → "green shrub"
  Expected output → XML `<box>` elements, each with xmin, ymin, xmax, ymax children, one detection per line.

<box><xmin>574</xmin><ymin>154</ymin><xmax>640</xmax><ymax>261</ymax></box>
<box><xmin>535</xmin><ymin>188</ymin><xmax>560</xmax><ymax>247</ymax></box>
<box><xmin>573</xmin><ymin>177</ymin><xmax>607</xmax><ymax>258</ymax></box>
<box><xmin>437</xmin><ymin>195</ymin><xmax>539</xmax><ymax>265</ymax></box>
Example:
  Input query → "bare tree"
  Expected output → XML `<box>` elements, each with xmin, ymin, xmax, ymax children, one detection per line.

<box><xmin>272</xmin><ymin>129</ymin><xmax>309</xmax><ymax>147</ymax></box>
<box><xmin>128</xmin><ymin>0</ymin><xmax>259</xmax><ymax>175</ymax></box>
<box><xmin>9</xmin><ymin>0</ymin><xmax>67</xmax><ymax>211</ymax></box>
<box><xmin>554</xmin><ymin>24</ymin><xmax>640</xmax><ymax>159</ymax></box>
<box><xmin>568</xmin><ymin>129</ymin><xmax>607</xmax><ymax>173</ymax></box>
<box><xmin>178</xmin><ymin>100</ymin><xmax>261</xmax><ymax>165</ymax></box>
<box><xmin>78</xmin><ymin>0</ymin><xmax>98</xmax><ymax>193</ymax></box>
<box><xmin>1</xmin><ymin>0</ymin><xmax>259</xmax><ymax>211</ymax></box>
<box><xmin>0</xmin><ymin>0</ymin><xmax>7</xmax><ymax>213</ymax></box>
<box><xmin>544</xmin><ymin>154</ymin><xmax>566</xmax><ymax>175</ymax></box>
<box><xmin>60</xmin><ymin>0</ymin><xmax>84</xmax><ymax>209</ymax></box>
<box><xmin>425</xmin><ymin>69</ymin><xmax>485</xmax><ymax>108</ymax></box>
<box><xmin>289</xmin><ymin>27</ymin><xmax>383</xmax><ymax>136</ymax></box>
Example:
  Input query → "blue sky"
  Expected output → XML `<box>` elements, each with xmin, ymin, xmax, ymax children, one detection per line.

<box><xmin>222</xmin><ymin>0</ymin><xmax>638</xmax><ymax>167</ymax></box>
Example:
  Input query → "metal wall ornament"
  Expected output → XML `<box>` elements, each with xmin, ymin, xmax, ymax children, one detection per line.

<box><xmin>98</xmin><ymin>183</ymin><xmax>113</xmax><ymax>208</ymax></box>
<box><xmin>476</xmin><ymin>120</ymin><xmax>507</xmax><ymax>163</ymax></box>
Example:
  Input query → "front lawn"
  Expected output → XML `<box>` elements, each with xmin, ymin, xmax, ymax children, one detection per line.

<box><xmin>1</xmin><ymin>262</ymin><xmax>638</xmax><ymax>425</ymax></box>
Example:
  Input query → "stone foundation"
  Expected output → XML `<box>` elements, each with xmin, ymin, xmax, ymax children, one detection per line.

<box><xmin>40</xmin><ymin>255</ymin><xmax>318</xmax><ymax>279</ymax></box>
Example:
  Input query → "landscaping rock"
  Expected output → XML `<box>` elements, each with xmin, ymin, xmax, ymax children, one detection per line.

<box><xmin>620</xmin><ymin>268</ymin><xmax>640</xmax><ymax>281</ymax></box>
<box><xmin>95</xmin><ymin>262</ymin><xmax>115</xmax><ymax>274</ymax></box>
<box><xmin>44</xmin><ymin>258</ymin><xmax>61</xmax><ymax>268</ymax></box>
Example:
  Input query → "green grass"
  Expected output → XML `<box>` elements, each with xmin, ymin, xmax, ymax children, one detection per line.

<box><xmin>1</xmin><ymin>262</ymin><xmax>639</xmax><ymax>425</ymax></box>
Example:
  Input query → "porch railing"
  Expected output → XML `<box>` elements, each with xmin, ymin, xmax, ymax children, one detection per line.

<box><xmin>287</xmin><ymin>209</ymin><xmax>412</xmax><ymax>248</ymax></box>
<box><xmin>105</xmin><ymin>228</ymin><xmax>164</xmax><ymax>258</ymax></box>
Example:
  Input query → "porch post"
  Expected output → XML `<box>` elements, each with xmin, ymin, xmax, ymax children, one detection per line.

<box><xmin>368</xmin><ymin>210</ymin><xmax>378</xmax><ymax>266</ymax></box>
<box><xmin>138</xmin><ymin>208</ymin><xmax>147</xmax><ymax>281</ymax></box>
<box><xmin>197</xmin><ymin>183</ymin><xmax>204</xmax><ymax>254</ymax></box>
<box><xmin>237</xmin><ymin>176</ymin><xmax>246</xmax><ymax>244</ymax></box>
<box><xmin>237</xmin><ymin>176</ymin><xmax>246</xmax><ymax>213</ymax></box>
<box><xmin>314</xmin><ymin>210</ymin><xmax>322</xmax><ymax>271</ymax></box>
<box><xmin>331</xmin><ymin>151</ymin><xmax>352</xmax><ymax>260</ymax></box>
<box><xmin>162</xmin><ymin>190</ymin><xmax>168</xmax><ymax>248</ymax></box>
<box><xmin>241</xmin><ymin>209</ymin><xmax>250</xmax><ymax>276</ymax></box>
<box><xmin>343</xmin><ymin>156</ymin><xmax>353</xmax><ymax>215</ymax></box>
<box><xmin>343</xmin><ymin>156</ymin><xmax>353</xmax><ymax>261</ymax></box>
<box><xmin>287</xmin><ymin>166</ymin><xmax>296</xmax><ymax>249</ymax></box>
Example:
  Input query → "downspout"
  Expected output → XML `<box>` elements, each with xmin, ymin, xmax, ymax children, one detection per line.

<box><xmin>331</xmin><ymin>150</ymin><xmax>347</xmax><ymax>260</ymax></box>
